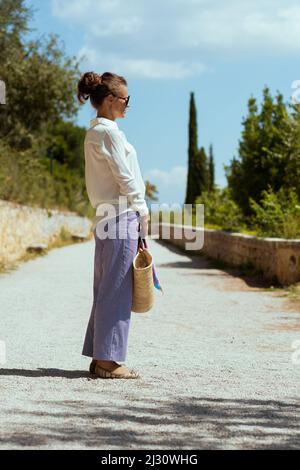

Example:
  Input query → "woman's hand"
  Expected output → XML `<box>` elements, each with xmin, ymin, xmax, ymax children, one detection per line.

<box><xmin>139</xmin><ymin>214</ymin><xmax>149</xmax><ymax>238</ymax></box>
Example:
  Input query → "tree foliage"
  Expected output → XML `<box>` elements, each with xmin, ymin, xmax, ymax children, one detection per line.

<box><xmin>225</xmin><ymin>86</ymin><xmax>300</xmax><ymax>216</ymax></box>
<box><xmin>0</xmin><ymin>0</ymin><xmax>81</xmax><ymax>151</ymax></box>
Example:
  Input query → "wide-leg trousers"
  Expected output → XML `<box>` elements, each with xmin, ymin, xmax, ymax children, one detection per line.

<box><xmin>82</xmin><ymin>210</ymin><xmax>139</xmax><ymax>362</ymax></box>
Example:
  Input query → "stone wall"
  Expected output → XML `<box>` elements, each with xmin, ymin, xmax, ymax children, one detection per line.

<box><xmin>2</xmin><ymin>200</ymin><xmax>299</xmax><ymax>287</ymax></box>
<box><xmin>151</xmin><ymin>222</ymin><xmax>300</xmax><ymax>287</ymax></box>
<box><xmin>0</xmin><ymin>199</ymin><xmax>92</xmax><ymax>267</ymax></box>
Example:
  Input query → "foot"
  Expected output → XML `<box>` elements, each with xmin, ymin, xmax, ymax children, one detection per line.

<box><xmin>89</xmin><ymin>359</ymin><xmax>126</xmax><ymax>374</ymax></box>
<box><xmin>97</xmin><ymin>360</ymin><xmax>128</xmax><ymax>374</ymax></box>
<box><xmin>92</xmin><ymin>360</ymin><xmax>140</xmax><ymax>379</ymax></box>
<box><xmin>97</xmin><ymin>360</ymin><xmax>123</xmax><ymax>372</ymax></box>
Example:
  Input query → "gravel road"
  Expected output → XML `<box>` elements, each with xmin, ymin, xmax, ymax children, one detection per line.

<box><xmin>1</xmin><ymin>237</ymin><xmax>300</xmax><ymax>449</ymax></box>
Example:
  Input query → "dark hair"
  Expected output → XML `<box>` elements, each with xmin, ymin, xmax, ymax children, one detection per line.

<box><xmin>77</xmin><ymin>71</ymin><xmax>127</xmax><ymax>109</ymax></box>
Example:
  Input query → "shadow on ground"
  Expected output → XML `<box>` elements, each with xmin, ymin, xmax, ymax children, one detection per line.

<box><xmin>0</xmin><ymin>368</ymin><xmax>88</xmax><ymax>379</ymax></box>
<box><xmin>1</xmin><ymin>387</ymin><xmax>299</xmax><ymax>449</ymax></box>
<box><xmin>155</xmin><ymin>239</ymin><xmax>273</xmax><ymax>290</ymax></box>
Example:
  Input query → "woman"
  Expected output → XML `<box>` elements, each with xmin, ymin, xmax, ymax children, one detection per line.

<box><xmin>77</xmin><ymin>71</ymin><xmax>149</xmax><ymax>379</ymax></box>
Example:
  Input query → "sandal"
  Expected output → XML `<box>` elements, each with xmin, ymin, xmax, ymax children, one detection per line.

<box><xmin>94</xmin><ymin>364</ymin><xmax>140</xmax><ymax>379</ymax></box>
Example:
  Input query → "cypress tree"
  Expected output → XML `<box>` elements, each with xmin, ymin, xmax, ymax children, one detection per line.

<box><xmin>185</xmin><ymin>92</ymin><xmax>198</xmax><ymax>205</ymax></box>
<box><xmin>194</xmin><ymin>146</ymin><xmax>209</xmax><ymax>197</ymax></box>
<box><xmin>208</xmin><ymin>143</ymin><xmax>215</xmax><ymax>191</ymax></box>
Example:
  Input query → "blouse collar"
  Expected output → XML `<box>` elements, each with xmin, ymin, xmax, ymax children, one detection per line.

<box><xmin>90</xmin><ymin>116</ymin><xmax>118</xmax><ymax>130</ymax></box>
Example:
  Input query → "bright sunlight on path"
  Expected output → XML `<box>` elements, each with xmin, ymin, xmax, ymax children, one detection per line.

<box><xmin>1</xmin><ymin>237</ymin><xmax>300</xmax><ymax>449</ymax></box>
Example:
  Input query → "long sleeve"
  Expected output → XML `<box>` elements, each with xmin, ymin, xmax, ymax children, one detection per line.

<box><xmin>103</xmin><ymin>128</ymin><xmax>149</xmax><ymax>217</ymax></box>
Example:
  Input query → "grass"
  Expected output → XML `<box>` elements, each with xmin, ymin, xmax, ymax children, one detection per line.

<box><xmin>261</xmin><ymin>282</ymin><xmax>300</xmax><ymax>311</ymax></box>
<box><xmin>203</xmin><ymin>222</ymin><xmax>258</xmax><ymax>236</ymax></box>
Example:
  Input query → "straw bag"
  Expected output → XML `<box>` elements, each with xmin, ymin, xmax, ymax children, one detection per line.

<box><xmin>131</xmin><ymin>238</ymin><xmax>154</xmax><ymax>313</ymax></box>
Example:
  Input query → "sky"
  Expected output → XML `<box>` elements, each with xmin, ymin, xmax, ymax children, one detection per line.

<box><xmin>25</xmin><ymin>0</ymin><xmax>300</xmax><ymax>207</ymax></box>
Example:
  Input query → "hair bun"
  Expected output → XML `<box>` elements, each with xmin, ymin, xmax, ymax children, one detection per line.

<box><xmin>77</xmin><ymin>71</ymin><xmax>127</xmax><ymax>106</ymax></box>
<box><xmin>78</xmin><ymin>71</ymin><xmax>102</xmax><ymax>97</ymax></box>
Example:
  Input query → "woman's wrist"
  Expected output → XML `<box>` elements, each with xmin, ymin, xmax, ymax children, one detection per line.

<box><xmin>139</xmin><ymin>213</ymin><xmax>149</xmax><ymax>221</ymax></box>
<box><xmin>138</xmin><ymin>215</ymin><xmax>149</xmax><ymax>238</ymax></box>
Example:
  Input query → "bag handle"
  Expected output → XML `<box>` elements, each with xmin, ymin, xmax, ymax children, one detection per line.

<box><xmin>137</xmin><ymin>235</ymin><xmax>164</xmax><ymax>294</ymax></box>
<box><xmin>137</xmin><ymin>236</ymin><xmax>146</xmax><ymax>252</ymax></box>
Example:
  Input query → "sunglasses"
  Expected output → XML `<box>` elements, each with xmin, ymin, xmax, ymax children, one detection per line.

<box><xmin>110</xmin><ymin>92</ymin><xmax>130</xmax><ymax>107</ymax></box>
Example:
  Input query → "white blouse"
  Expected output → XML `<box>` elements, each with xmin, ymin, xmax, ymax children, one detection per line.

<box><xmin>84</xmin><ymin>116</ymin><xmax>149</xmax><ymax>231</ymax></box>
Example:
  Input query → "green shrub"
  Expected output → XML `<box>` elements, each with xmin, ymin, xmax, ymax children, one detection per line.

<box><xmin>249</xmin><ymin>186</ymin><xmax>300</xmax><ymax>238</ymax></box>
<box><xmin>0</xmin><ymin>142</ymin><xmax>94</xmax><ymax>219</ymax></box>
<box><xmin>194</xmin><ymin>187</ymin><xmax>246</xmax><ymax>232</ymax></box>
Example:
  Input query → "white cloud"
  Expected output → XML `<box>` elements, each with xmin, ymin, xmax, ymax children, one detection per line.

<box><xmin>52</xmin><ymin>0</ymin><xmax>143</xmax><ymax>35</ymax></box>
<box><xmin>145</xmin><ymin>166</ymin><xmax>187</xmax><ymax>187</ymax></box>
<box><xmin>176</xmin><ymin>2</ymin><xmax>300</xmax><ymax>53</ymax></box>
<box><xmin>78</xmin><ymin>46</ymin><xmax>207</xmax><ymax>79</ymax></box>
<box><xmin>144</xmin><ymin>166</ymin><xmax>187</xmax><ymax>205</ymax></box>
<box><xmin>51</xmin><ymin>0</ymin><xmax>300</xmax><ymax>80</ymax></box>
<box><xmin>88</xmin><ymin>17</ymin><xmax>142</xmax><ymax>37</ymax></box>
<box><xmin>144</xmin><ymin>166</ymin><xmax>228</xmax><ymax>205</ymax></box>
<box><xmin>52</xmin><ymin>0</ymin><xmax>121</xmax><ymax>21</ymax></box>
<box><xmin>52</xmin><ymin>0</ymin><xmax>300</xmax><ymax>56</ymax></box>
